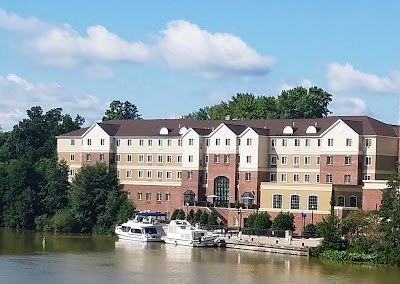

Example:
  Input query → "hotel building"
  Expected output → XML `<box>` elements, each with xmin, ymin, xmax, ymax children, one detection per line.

<box><xmin>57</xmin><ymin>116</ymin><xmax>398</xmax><ymax>233</ymax></box>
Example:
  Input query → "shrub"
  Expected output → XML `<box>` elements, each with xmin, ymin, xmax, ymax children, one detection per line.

<box><xmin>35</xmin><ymin>214</ymin><xmax>52</xmax><ymax>231</ymax></box>
<box><xmin>272</xmin><ymin>212</ymin><xmax>295</xmax><ymax>231</ymax></box>
<box><xmin>51</xmin><ymin>209</ymin><xmax>74</xmax><ymax>233</ymax></box>
<box><xmin>319</xmin><ymin>249</ymin><xmax>378</xmax><ymax>263</ymax></box>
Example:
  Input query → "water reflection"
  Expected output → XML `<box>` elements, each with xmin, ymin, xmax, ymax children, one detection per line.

<box><xmin>1</xmin><ymin>229</ymin><xmax>400</xmax><ymax>284</ymax></box>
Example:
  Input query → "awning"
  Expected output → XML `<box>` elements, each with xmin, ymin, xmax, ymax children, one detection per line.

<box><xmin>183</xmin><ymin>189</ymin><xmax>195</xmax><ymax>195</ymax></box>
<box><xmin>241</xmin><ymin>192</ymin><xmax>254</xmax><ymax>200</ymax></box>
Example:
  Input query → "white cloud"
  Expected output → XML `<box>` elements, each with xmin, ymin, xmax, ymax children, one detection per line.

<box><xmin>330</xmin><ymin>96</ymin><xmax>369</xmax><ymax>116</ymax></box>
<box><xmin>277</xmin><ymin>79</ymin><xmax>313</xmax><ymax>94</ymax></box>
<box><xmin>83</xmin><ymin>64</ymin><xmax>115</xmax><ymax>79</ymax></box>
<box><xmin>0</xmin><ymin>74</ymin><xmax>106</xmax><ymax>130</ymax></box>
<box><xmin>327</xmin><ymin>63</ymin><xmax>400</xmax><ymax>94</ymax></box>
<box><xmin>0</xmin><ymin>9</ymin><xmax>46</xmax><ymax>32</ymax></box>
<box><xmin>158</xmin><ymin>20</ymin><xmax>274</xmax><ymax>77</ymax></box>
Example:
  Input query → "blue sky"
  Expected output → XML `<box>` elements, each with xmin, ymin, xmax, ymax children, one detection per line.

<box><xmin>0</xmin><ymin>1</ymin><xmax>399</xmax><ymax>130</ymax></box>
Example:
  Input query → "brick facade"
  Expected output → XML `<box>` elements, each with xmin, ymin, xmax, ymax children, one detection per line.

<box><xmin>362</xmin><ymin>189</ymin><xmax>382</xmax><ymax>210</ymax></box>
<box><xmin>320</xmin><ymin>154</ymin><xmax>362</xmax><ymax>185</ymax></box>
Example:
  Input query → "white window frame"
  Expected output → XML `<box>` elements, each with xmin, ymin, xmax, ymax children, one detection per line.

<box><xmin>272</xmin><ymin>194</ymin><xmax>283</xmax><ymax>209</ymax></box>
<box><xmin>365</xmin><ymin>138</ymin><xmax>372</xmax><ymax>147</ymax></box>
<box><xmin>138</xmin><ymin>154</ymin><xmax>144</xmax><ymax>163</ymax></box>
<box><xmin>337</xmin><ymin>195</ymin><xmax>345</xmax><ymax>207</ymax></box>
<box><xmin>246</xmin><ymin>156</ymin><xmax>252</xmax><ymax>163</ymax></box>
<box><xmin>365</xmin><ymin>156</ymin><xmax>372</xmax><ymax>166</ymax></box>
<box><xmin>138</xmin><ymin>170</ymin><xmax>144</xmax><ymax>179</ymax></box>
<box><xmin>304</xmin><ymin>156</ymin><xmax>311</xmax><ymax>165</ymax></box>
<box><xmin>345</xmin><ymin>155</ymin><xmax>352</xmax><ymax>165</ymax></box>
<box><xmin>281</xmin><ymin>156</ymin><xmax>288</xmax><ymax>165</ymax></box>
<box><xmin>281</xmin><ymin>173</ymin><xmax>287</xmax><ymax>182</ymax></box>
<box><xmin>137</xmin><ymin>192</ymin><xmax>142</xmax><ymax>201</ymax></box>
<box><xmin>126</xmin><ymin>170</ymin><xmax>132</xmax><ymax>178</ymax></box>
<box><xmin>147</xmin><ymin>154</ymin><xmax>153</xmax><ymax>163</ymax></box>
<box><xmin>290</xmin><ymin>194</ymin><xmax>300</xmax><ymax>210</ymax></box>
<box><xmin>157</xmin><ymin>171</ymin><xmax>163</xmax><ymax>179</ymax></box>
<box><xmin>245</xmin><ymin>172</ymin><xmax>251</xmax><ymax>181</ymax></box>
<box><xmin>147</xmin><ymin>170</ymin><xmax>152</xmax><ymax>179</ymax></box>
<box><xmin>305</xmin><ymin>138</ymin><xmax>310</xmax><ymax>146</ymax></box>
<box><xmin>70</xmin><ymin>153</ymin><xmax>75</xmax><ymax>161</ymax></box>
<box><xmin>294</xmin><ymin>138</ymin><xmax>300</xmax><ymax>147</ymax></box>
<box><xmin>349</xmin><ymin>196</ymin><xmax>358</xmax><ymax>207</ymax></box>
<box><xmin>308</xmin><ymin>195</ymin><xmax>318</xmax><ymax>211</ymax></box>
<box><xmin>328</xmin><ymin>138</ymin><xmax>334</xmax><ymax>146</ymax></box>
<box><xmin>293</xmin><ymin>156</ymin><xmax>300</xmax><ymax>165</ymax></box>
<box><xmin>166</xmin><ymin>171</ymin><xmax>172</xmax><ymax>179</ymax></box>
<box><xmin>126</xmin><ymin>154</ymin><xmax>132</xmax><ymax>163</ymax></box>
<box><xmin>304</xmin><ymin>174</ymin><xmax>310</xmax><ymax>183</ymax></box>
<box><xmin>293</xmin><ymin>173</ymin><xmax>300</xmax><ymax>183</ymax></box>
<box><xmin>326</xmin><ymin>173</ymin><xmax>333</xmax><ymax>184</ymax></box>
<box><xmin>177</xmin><ymin>155</ymin><xmax>183</xmax><ymax>163</ymax></box>
<box><xmin>270</xmin><ymin>155</ymin><xmax>277</xmax><ymax>165</ymax></box>
<box><xmin>157</xmin><ymin>155</ymin><xmax>163</xmax><ymax>163</ymax></box>
<box><xmin>177</xmin><ymin>171</ymin><xmax>182</xmax><ymax>179</ymax></box>
<box><xmin>270</xmin><ymin>173</ymin><xmax>277</xmax><ymax>182</ymax></box>
<box><xmin>166</xmin><ymin>155</ymin><xmax>172</xmax><ymax>163</ymax></box>
<box><xmin>346</xmin><ymin>138</ymin><xmax>352</xmax><ymax>147</ymax></box>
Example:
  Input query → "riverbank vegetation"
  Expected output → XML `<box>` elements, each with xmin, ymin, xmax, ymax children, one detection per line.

<box><xmin>0</xmin><ymin>106</ymin><xmax>135</xmax><ymax>234</ymax></box>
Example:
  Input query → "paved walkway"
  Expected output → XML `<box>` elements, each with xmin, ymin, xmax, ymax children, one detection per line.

<box><xmin>220</xmin><ymin>234</ymin><xmax>322</xmax><ymax>248</ymax></box>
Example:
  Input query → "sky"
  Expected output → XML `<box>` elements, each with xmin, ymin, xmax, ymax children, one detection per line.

<box><xmin>0</xmin><ymin>1</ymin><xmax>399</xmax><ymax>130</ymax></box>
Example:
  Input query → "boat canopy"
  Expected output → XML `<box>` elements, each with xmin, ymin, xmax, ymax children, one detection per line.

<box><xmin>135</xmin><ymin>212</ymin><xmax>167</xmax><ymax>217</ymax></box>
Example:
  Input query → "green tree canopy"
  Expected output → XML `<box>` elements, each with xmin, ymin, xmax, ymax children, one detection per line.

<box><xmin>102</xmin><ymin>100</ymin><xmax>142</xmax><ymax>121</ymax></box>
<box><xmin>183</xmin><ymin>86</ymin><xmax>332</xmax><ymax>120</ymax></box>
<box><xmin>271</xmin><ymin>212</ymin><xmax>295</xmax><ymax>231</ymax></box>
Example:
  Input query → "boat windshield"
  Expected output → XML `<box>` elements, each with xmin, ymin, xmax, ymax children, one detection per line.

<box><xmin>144</xmin><ymin>227</ymin><xmax>158</xmax><ymax>234</ymax></box>
<box><xmin>193</xmin><ymin>232</ymin><xmax>205</xmax><ymax>239</ymax></box>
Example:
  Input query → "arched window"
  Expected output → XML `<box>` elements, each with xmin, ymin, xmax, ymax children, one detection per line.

<box><xmin>214</xmin><ymin>176</ymin><xmax>229</xmax><ymax>206</ymax></box>
<box><xmin>337</xmin><ymin>195</ymin><xmax>345</xmax><ymax>207</ymax></box>
<box><xmin>273</xmin><ymin>194</ymin><xmax>283</xmax><ymax>209</ymax></box>
<box><xmin>290</xmin><ymin>194</ymin><xmax>300</xmax><ymax>210</ymax></box>
<box><xmin>349</xmin><ymin>196</ymin><xmax>357</xmax><ymax>207</ymax></box>
<box><xmin>308</xmin><ymin>195</ymin><xmax>318</xmax><ymax>210</ymax></box>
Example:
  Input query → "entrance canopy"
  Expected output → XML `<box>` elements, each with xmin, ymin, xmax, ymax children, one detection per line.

<box><xmin>183</xmin><ymin>189</ymin><xmax>195</xmax><ymax>195</ymax></box>
<box><xmin>241</xmin><ymin>192</ymin><xmax>254</xmax><ymax>200</ymax></box>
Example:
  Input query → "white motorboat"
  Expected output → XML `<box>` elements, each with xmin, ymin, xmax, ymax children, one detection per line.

<box><xmin>163</xmin><ymin>220</ymin><xmax>218</xmax><ymax>247</ymax></box>
<box><xmin>115</xmin><ymin>212</ymin><xmax>167</xmax><ymax>242</ymax></box>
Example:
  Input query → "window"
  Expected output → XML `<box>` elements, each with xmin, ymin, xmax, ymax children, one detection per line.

<box><xmin>364</xmin><ymin>174</ymin><xmax>371</xmax><ymax>180</ymax></box>
<box><xmin>295</xmin><ymin>138</ymin><xmax>300</xmax><ymax>147</ymax></box>
<box><xmin>304</xmin><ymin>156</ymin><xmax>311</xmax><ymax>165</ymax></box>
<box><xmin>365</xmin><ymin>138</ymin><xmax>372</xmax><ymax>147</ymax></box>
<box><xmin>281</xmin><ymin>173</ymin><xmax>287</xmax><ymax>182</ymax></box>
<box><xmin>282</xmin><ymin>138</ymin><xmax>287</xmax><ymax>146</ymax></box>
<box><xmin>337</xmin><ymin>196</ymin><xmax>345</xmax><ymax>207</ymax></box>
<box><xmin>126</xmin><ymin>170</ymin><xmax>132</xmax><ymax>178</ymax></box>
<box><xmin>215</xmin><ymin>138</ymin><xmax>220</xmax><ymax>146</ymax></box>
<box><xmin>238</xmin><ymin>138</ymin><xmax>241</xmax><ymax>146</ymax></box>
<box><xmin>146</xmin><ymin>193</ymin><xmax>151</xmax><ymax>201</ymax></box>
<box><xmin>147</xmin><ymin>170</ymin><xmax>152</xmax><ymax>179</ymax></box>
<box><xmin>365</xmin><ymin>156</ymin><xmax>372</xmax><ymax>166</ymax></box>
<box><xmin>86</xmin><ymin>153</ymin><xmax>91</xmax><ymax>161</ymax></box>
<box><xmin>127</xmin><ymin>139</ymin><xmax>132</xmax><ymax>146</ymax></box>
<box><xmin>246</xmin><ymin>156</ymin><xmax>252</xmax><ymax>163</ymax></box>
<box><xmin>87</xmin><ymin>139</ymin><xmax>92</xmax><ymax>146</ymax></box>
<box><xmin>225</xmin><ymin>139</ymin><xmax>230</xmax><ymax>146</ymax></box>
<box><xmin>70</xmin><ymin>169</ymin><xmax>75</xmax><ymax>176</ymax></box>
<box><xmin>344</xmin><ymin>174</ymin><xmax>351</xmax><ymax>184</ymax></box>
<box><xmin>281</xmin><ymin>156</ymin><xmax>288</xmax><ymax>165</ymax></box>
<box><xmin>148</xmin><ymin>139</ymin><xmax>153</xmax><ymax>147</ymax></box>
<box><xmin>69</xmin><ymin>153</ymin><xmax>75</xmax><ymax>161</ymax></box>
<box><xmin>245</xmin><ymin>172</ymin><xmax>251</xmax><ymax>181</ymax></box>
<box><xmin>293</xmin><ymin>173</ymin><xmax>300</xmax><ymax>182</ymax></box>
<box><xmin>317</xmin><ymin>139</ymin><xmax>321</xmax><ymax>147</ymax></box>
<box><xmin>206</xmin><ymin>139</ymin><xmax>210</xmax><ymax>146</ymax></box>
<box><xmin>237</xmin><ymin>172</ymin><xmax>240</xmax><ymax>181</ymax></box>
<box><xmin>328</xmin><ymin>138</ymin><xmax>334</xmax><ymax>146</ymax></box>
<box><xmin>326</xmin><ymin>174</ymin><xmax>333</xmax><ymax>183</ymax></box>
<box><xmin>316</xmin><ymin>156</ymin><xmax>320</xmax><ymax>165</ymax></box>
<box><xmin>293</xmin><ymin>156</ymin><xmax>300</xmax><ymax>165</ymax></box>
<box><xmin>158</xmin><ymin>155</ymin><xmax>163</xmax><ymax>163</ymax></box>
<box><xmin>167</xmin><ymin>139</ymin><xmax>172</xmax><ymax>146</ymax></box>
<box><xmin>167</xmin><ymin>155</ymin><xmax>172</xmax><ymax>163</ymax></box>
<box><xmin>247</xmin><ymin>138</ymin><xmax>252</xmax><ymax>146</ymax></box>
<box><xmin>157</xmin><ymin>193</ymin><xmax>162</xmax><ymax>201</ymax></box>
<box><xmin>205</xmin><ymin>155</ymin><xmax>209</xmax><ymax>163</ymax></box>
<box><xmin>214</xmin><ymin>154</ymin><xmax>220</xmax><ymax>163</ymax></box>
<box><xmin>308</xmin><ymin>195</ymin><xmax>318</xmax><ymax>210</ymax></box>
<box><xmin>177</xmin><ymin>155</ymin><xmax>183</xmax><ymax>163</ymax></box>
<box><xmin>138</xmin><ymin>154</ymin><xmax>144</xmax><ymax>163</ymax></box>
<box><xmin>157</xmin><ymin>171</ymin><xmax>163</xmax><ymax>179</ymax></box>
<box><xmin>70</xmin><ymin>139</ymin><xmax>75</xmax><ymax>146</ymax></box>
<box><xmin>326</xmin><ymin>155</ymin><xmax>333</xmax><ymax>165</ymax></box>
<box><xmin>188</xmin><ymin>155</ymin><xmax>193</xmax><ymax>163</ymax></box>
<box><xmin>290</xmin><ymin>195</ymin><xmax>300</xmax><ymax>210</ymax></box>
<box><xmin>100</xmin><ymin>139</ymin><xmax>105</xmax><ymax>146</ymax></box>
<box><xmin>271</xmin><ymin>139</ymin><xmax>276</xmax><ymax>147</ymax></box>
<box><xmin>166</xmin><ymin>193</ymin><xmax>171</xmax><ymax>201</ymax></box>
<box><xmin>158</xmin><ymin>139</ymin><xmax>163</xmax><ymax>147</ymax></box>
<box><xmin>137</xmin><ymin>192</ymin><xmax>142</xmax><ymax>201</ymax></box>
<box><xmin>349</xmin><ymin>196</ymin><xmax>357</xmax><ymax>207</ymax></box>
<box><xmin>139</xmin><ymin>139</ymin><xmax>144</xmax><ymax>146</ymax></box>
<box><xmin>304</xmin><ymin>174</ymin><xmax>310</xmax><ymax>183</ymax></box>
<box><xmin>237</xmin><ymin>155</ymin><xmax>240</xmax><ymax>164</ymax></box>
<box><xmin>270</xmin><ymin>155</ymin><xmax>277</xmax><ymax>165</ymax></box>
<box><xmin>116</xmin><ymin>139</ymin><xmax>120</xmax><ymax>146</ymax></box>
<box><xmin>305</xmin><ymin>139</ymin><xmax>311</xmax><ymax>146</ymax></box>
<box><xmin>115</xmin><ymin>154</ymin><xmax>121</xmax><ymax>162</ymax></box>
<box><xmin>270</xmin><ymin>173</ymin><xmax>277</xmax><ymax>182</ymax></box>
<box><xmin>138</xmin><ymin>170</ymin><xmax>144</xmax><ymax>178</ymax></box>
<box><xmin>345</xmin><ymin>156</ymin><xmax>352</xmax><ymax>165</ymax></box>
<box><xmin>117</xmin><ymin>170</ymin><xmax>120</xmax><ymax>178</ymax></box>
<box><xmin>99</xmin><ymin>153</ymin><xmax>105</xmax><ymax>161</ymax></box>
<box><xmin>224</xmin><ymin>154</ymin><xmax>230</xmax><ymax>163</ymax></box>
<box><xmin>147</xmin><ymin>155</ymin><xmax>153</xmax><ymax>163</ymax></box>
<box><xmin>189</xmin><ymin>138</ymin><xmax>194</xmax><ymax>146</ymax></box>
<box><xmin>127</xmin><ymin>154</ymin><xmax>132</xmax><ymax>162</ymax></box>
<box><xmin>166</xmin><ymin>171</ymin><xmax>172</xmax><ymax>179</ymax></box>
<box><xmin>316</xmin><ymin>174</ymin><xmax>320</xmax><ymax>183</ymax></box>
<box><xmin>177</xmin><ymin>171</ymin><xmax>182</xmax><ymax>179</ymax></box>
<box><xmin>178</xmin><ymin>139</ymin><xmax>182</xmax><ymax>146</ymax></box>
<box><xmin>273</xmin><ymin>194</ymin><xmax>283</xmax><ymax>209</ymax></box>
<box><xmin>204</xmin><ymin>171</ymin><xmax>208</xmax><ymax>182</ymax></box>
<box><xmin>187</xmin><ymin>171</ymin><xmax>193</xmax><ymax>180</ymax></box>
<box><xmin>346</xmin><ymin>138</ymin><xmax>352</xmax><ymax>146</ymax></box>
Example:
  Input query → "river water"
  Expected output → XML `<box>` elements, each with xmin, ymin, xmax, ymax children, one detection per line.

<box><xmin>0</xmin><ymin>229</ymin><xmax>399</xmax><ymax>284</ymax></box>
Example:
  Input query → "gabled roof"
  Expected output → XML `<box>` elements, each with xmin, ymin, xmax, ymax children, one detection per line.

<box><xmin>58</xmin><ymin>116</ymin><xmax>399</xmax><ymax>138</ymax></box>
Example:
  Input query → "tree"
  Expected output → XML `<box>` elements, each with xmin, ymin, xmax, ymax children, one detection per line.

<box><xmin>170</xmin><ymin>209</ymin><xmax>180</xmax><ymax>220</ymax></box>
<box><xmin>253</xmin><ymin>212</ymin><xmax>272</xmax><ymax>230</ymax></box>
<box><xmin>193</xmin><ymin>209</ymin><xmax>202</xmax><ymax>224</ymax></box>
<box><xmin>188</xmin><ymin>209</ymin><xmax>195</xmax><ymax>223</ymax></box>
<box><xmin>271</xmin><ymin>212</ymin><xmax>295</xmax><ymax>231</ymax></box>
<box><xmin>103</xmin><ymin>100</ymin><xmax>142</xmax><ymax>121</ymax></box>
<box><xmin>183</xmin><ymin>107</ymin><xmax>210</xmax><ymax>120</ymax></box>
<box><xmin>200</xmin><ymin>211</ymin><xmax>209</xmax><ymax>225</ymax></box>
<box><xmin>208</xmin><ymin>210</ymin><xmax>218</xmax><ymax>225</ymax></box>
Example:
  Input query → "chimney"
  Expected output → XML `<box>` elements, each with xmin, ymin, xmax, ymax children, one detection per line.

<box><xmin>178</xmin><ymin>123</ymin><xmax>181</xmax><ymax>128</ymax></box>
<box><xmin>314</xmin><ymin>121</ymin><xmax>318</xmax><ymax>127</ymax></box>
<box><xmin>292</xmin><ymin>121</ymin><xmax>295</xmax><ymax>127</ymax></box>
<box><xmin>225</xmin><ymin>115</ymin><xmax>231</xmax><ymax>120</ymax></box>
